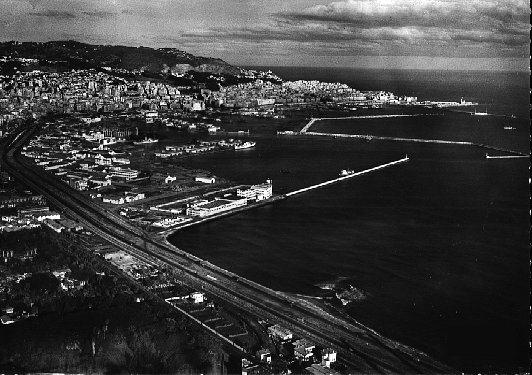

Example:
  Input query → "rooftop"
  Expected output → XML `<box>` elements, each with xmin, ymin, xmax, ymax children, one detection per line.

<box><xmin>195</xmin><ymin>199</ymin><xmax>234</xmax><ymax>210</ymax></box>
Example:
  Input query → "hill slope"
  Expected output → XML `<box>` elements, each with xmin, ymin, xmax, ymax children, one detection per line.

<box><xmin>0</xmin><ymin>40</ymin><xmax>241</xmax><ymax>75</ymax></box>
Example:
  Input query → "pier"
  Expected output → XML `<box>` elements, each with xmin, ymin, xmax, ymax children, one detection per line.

<box><xmin>163</xmin><ymin>158</ymin><xmax>411</xmax><ymax>234</ymax></box>
<box><xmin>300</xmin><ymin>114</ymin><xmax>440</xmax><ymax>133</ymax></box>
<box><xmin>304</xmin><ymin>131</ymin><xmax>474</xmax><ymax>145</ymax></box>
<box><xmin>286</xmin><ymin>157</ymin><xmax>410</xmax><ymax>197</ymax></box>
<box><xmin>302</xmin><ymin>131</ymin><xmax>529</xmax><ymax>157</ymax></box>
<box><xmin>299</xmin><ymin>114</ymin><xmax>529</xmax><ymax>159</ymax></box>
<box><xmin>477</xmin><ymin>144</ymin><xmax>528</xmax><ymax>157</ymax></box>
<box><xmin>485</xmin><ymin>154</ymin><xmax>528</xmax><ymax>159</ymax></box>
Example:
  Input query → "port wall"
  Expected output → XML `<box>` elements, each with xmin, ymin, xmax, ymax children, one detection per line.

<box><xmin>286</xmin><ymin>157</ymin><xmax>410</xmax><ymax>197</ymax></box>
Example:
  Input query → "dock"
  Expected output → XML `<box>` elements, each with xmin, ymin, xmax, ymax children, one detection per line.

<box><xmin>485</xmin><ymin>154</ymin><xmax>528</xmax><ymax>159</ymax></box>
<box><xmin>301</xmin><ymin>131</ymin><xmax>529</xmax><ymax>158</ymax></box>
<box><xmin>286</xmin><ymin>156</ymin><xmax>410</xmax><ymax>197</ymax></box>
<box><xmin>304</xmin><ymin>131</ymin><xmax>474</xmax><ymax>145</ymax></box>
<box><xmin>159</xmin><ymin>195</ymin><xmax>286</xmax><ymax>235</ymax></box>
<box><xmin>300</xmin><ymin>114</ymin><xmax>441</xmax><ymax>133</ymax></box>
<box><xmin>162</xmin><ymin>158</ymin><xmax>411</xmax><ymax>234</ymax></box>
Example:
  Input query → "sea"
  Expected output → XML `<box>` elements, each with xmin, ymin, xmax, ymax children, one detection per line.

<box><xmin>167</xmin><ymin>68</ymin><xmax>530</xmax><ymax>372</ymax></box>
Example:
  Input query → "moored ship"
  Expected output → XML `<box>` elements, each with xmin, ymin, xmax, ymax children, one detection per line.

<box><xmin>234</xmin><ymin>141</ymin><xmax>256</xmax><ymax>150</ymax></box>
<box><xmin>339</xmin><ymin>169</ymin><xmax>355</xmax><ymax>176</ymax></box>
<box><xmin>473</xmin><ymin>108</ymin><xmax>488</xmax><ymax>116</ymax></box>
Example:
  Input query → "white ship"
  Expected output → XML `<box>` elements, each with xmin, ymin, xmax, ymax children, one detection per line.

<box><xmin>339</xmin><ymin>169</ymin><xmax>355</xmax><ymax>176</ymax></box>
<box><xmin>133</xmin><ymin>137</ymin><xmax>158</xmax><ymax>145</ymax></box>
<box><xmin>234</xmin><ymin>141</ymin><xmax>256</xmax><ymax>150</ymax></box>
<box><xmin>503</xmin><ymin>126</ymin><xmax>516</xmax><ymax>130</ymax></box>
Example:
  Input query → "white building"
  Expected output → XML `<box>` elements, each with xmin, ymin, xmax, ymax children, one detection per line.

<box><xmin>91</xmin><ymin>178</ymin><xmax>112</xmax><ymax>188</ymax></box>
<box><xmin>108</xmin><ymin>167</ymin><xmax>139</xmax><ymax>181</ymax></box>
<box><xmin>321</xmin><ymin>348</ymin><xmax>337</xmax><ymax>368</ymax></box>
<box><xmin>190</xmin><ymin>292</ymin><xmax>204</xmax><ymax>304</ymax></box>
<box><xmin>242</xmin><ymin>358</ymin><xmax>259</xmax><ymax>375</ymax></box>
<box><xmin>294</xmin><ymin>338</ymin><xmax>316</xmax><ymax>354</ymax></box>
<box><xmin>257</xmin><ymin>348</ymin><xmax>272</xmax><ymax>364</ymax></box>
<box><xmin>125</xmin><ymin>192</ymin><xmax>145</xmax><ymax>203</ymax></box>
<box><xmin>145</xmin><ymin>111</ymin><xmax>158</xmax><ymax>123</ymax></box>
<box><xmin>102</xmin><ymin>195</ymin><xmax>125</xmax><ymax>205</ymax></box>
<box><xmin>190</xmin><ymin>100</ymin><xmax>205</xmax><ymax>111</ymax></box>
<box><xmin>95</xmin><ymin>154</ymin><xmax>113</xmax><ymax>165</ymax></box>
<box><xmin>195</xmin><ymin>175</ymin><xmax>216</xmax><ymax>184</ymax></box>
<box><xmin>151</xmin><ymin>217</ymin><xmax>191</xmax><ymax>228</ymax></box>
<box><xmin>186</xmin><ymin>197</ymin><xmax>247</xmax><ymax>218</ymax></box>
<box><xmin>237</xmin><ymin>180</ymin><xmax>272</xmax><ymax>201</ymax></box>
<box><xmin>165</xmin><ymin>175</ymin><xmax>177</xmax><ymax>184</ymax></box>
<box><xmin>267</xmin><ymin>324</ymin><xmax>293</xmax><ymax>341</ymax></box>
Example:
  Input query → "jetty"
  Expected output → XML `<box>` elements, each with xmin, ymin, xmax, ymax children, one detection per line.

<box><xmin>485</xmin><ymin>154</ymin><xmax>528</xmax><ymax>159</ymax></box>
<box><xmin>302</xmin><ymin>131</ymin><xmax>529</xmax><ymax>158</ymax></box>
<box><xmin>304</xmin><ymin>131</ymin><xmax>475</xmax><ymax>145</ymax></box>
<box><xmin>300</xmin><ymin>114</ymin><xmax>441</xmax><ymax>133</ymax></box>
<box><xmin>163</xmin><ymin>157</ymin><xmax>411</xmax><ymax>233</ymax></box>
<box><xmin>286</xmin><ymin>156</ymin><xmax>410</xmax><ymax>197</ymax></box>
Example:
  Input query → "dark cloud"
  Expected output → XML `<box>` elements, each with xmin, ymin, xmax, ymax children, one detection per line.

<box><xmin>276</xmin><ymin>0</ymin><xmax>530</xmax><ymax>49</ymax></box>
<box><xmin>180</xmin><ymin>19</ymin><xmax>529</xmax><ymax>58</ymax></box>
<box><xmin>81</xmin><ymin>11</ymin><xmax>115</xmax><ymax>19</ymax></box>
<box><xmin>30</xmin><ymin>9</ymin><xmax>77</xmax><ymax>19</ymax></box>
<box><xmin>279</xmin><ymin>0</ymin><xmax>529</xmax><ymax>31</ymax></box>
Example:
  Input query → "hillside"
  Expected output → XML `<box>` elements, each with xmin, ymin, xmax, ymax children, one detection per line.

<box><xmin>0</xmin><ymin>40</ymin><xmax>241</xmax><ymax>76</ymax></box>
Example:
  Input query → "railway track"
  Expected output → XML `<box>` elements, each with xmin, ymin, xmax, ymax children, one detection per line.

<box><xmin>1</xmin><ymin>124</ymin><xmax>453</xmax><ymax>374</ymax></box>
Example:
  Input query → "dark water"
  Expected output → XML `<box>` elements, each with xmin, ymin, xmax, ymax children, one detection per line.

<box><xmin>169</xmin><ymin>69</ymin><xmax>530</xmax><ymax>372</ymax></box>
<box><xmin>312</xmin><ymin>112</ymin><xmax>529</xmax><ymax>154</ymax></box>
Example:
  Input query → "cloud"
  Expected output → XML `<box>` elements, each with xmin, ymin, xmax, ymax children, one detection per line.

<box><xmin>179</xmin><ymin>19</ymin><xmax>529</xmax><ymax>58</ymax></box>
<box><xmin>274</xmin><ymin>0</ymin><xmax>530</xmax><ymax>52</ymax></box>
<box><xmin>29</xmin><ymin>9</ymin><xmax>76</xmax><ymax>19</ymax></box>
<box><xmin>280</xmin><ymin>0</ymin><xmax>529</xmax><ymax>30</ymax></box>
<box><xmin>176</xmin><ymin>0</ymin><xmax>530</xmax><ymax>59</ymax></box>
<box><xmin>81</xmin><ymin>11</ymin><xmax>115</xmax><ymax>19</ymax></box>
<box><xmin>0</xmin><ymin>0</ymin><xmax>529</xmax><ymax>68</ymax></box>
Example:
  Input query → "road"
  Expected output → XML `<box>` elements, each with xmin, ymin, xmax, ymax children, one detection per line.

<box><xmin>1</xmin><ymin>123</ymin><xmax>454</xmax><ymax>374</ymax></box>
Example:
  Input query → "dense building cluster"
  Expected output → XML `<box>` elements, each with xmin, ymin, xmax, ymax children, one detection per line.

<box><xmin>0</xmin><ymin>69</ymin><xmax>206</xmax><ymax>128</ymax></box>
<box><xmin>0</xmin><ymin>62</ymin><xmax>422</xmax><ymax>139</ymax></box>
<box><xmin>211</xmin><ymin>79</ymin><xmax>417</xmax><ymax>109</ymax></box>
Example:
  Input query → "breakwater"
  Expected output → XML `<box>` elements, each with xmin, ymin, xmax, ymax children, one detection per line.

<box><xmin>286</xmin><ymin>157</ymin><xmax>410</xmax><ymax>197</ymax></box>
<box><xmin>300</xmin><ymin>114</ymin><xmax>440</xmax><ymax>133</ymax></box>
<box><xmin>302</xmin><ymin>131</ymin><xmax>528</xmax><ymax>157</ymax></box>
<box><xmin>164</xmin><ymin>158</ymin><xmax>411</xmax><ymax>234</ymax></box>
<box><xmin>485</xmin><ymin>154</ymin><xmax>529</xmax><ymax>159</ymax></box>
<box><xmin>305</xmin><ymin>131</ymin><xmax>472</xmax><ymax>144</ymax></box>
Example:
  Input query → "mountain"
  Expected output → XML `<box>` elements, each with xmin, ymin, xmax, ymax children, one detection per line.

<box><xmin>0</xmin><ymin>40</ymin><xmax>241</xmax><ymax>76</ymax></box>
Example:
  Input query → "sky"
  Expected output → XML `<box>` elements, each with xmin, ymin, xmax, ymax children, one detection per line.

<box><xmin>0</xmin><ymin>0</ymin><xmax>529</xmax><ymax>71</ymax></box>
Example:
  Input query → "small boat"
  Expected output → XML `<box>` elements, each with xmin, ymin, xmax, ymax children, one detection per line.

<box><xmin>234</xmin><ymin>141</ymin><xmax>256</xmax><ymax>150</ymax></box>
<box><xmin>473</xmin><ymin>107</ymin><xmax>488</xmax><ymax>116</ymax></box>
<box><xmin>503</xmin><ymin>126</ymin><xmax>516</xmax><ymax>130</ymax></box>
<box><xmin>133</xmin><ymin>137</ymin><xmax>158</xmax><ymax>145</ymax></box>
